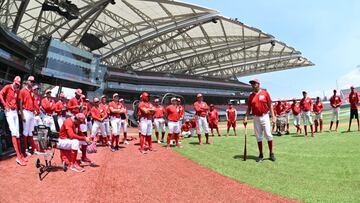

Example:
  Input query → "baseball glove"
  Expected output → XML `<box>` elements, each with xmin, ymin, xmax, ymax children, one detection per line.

<box><xmin>86</xmin><ymin>141</ymin><xmax>97</xmax><ymax>154</ymax></box>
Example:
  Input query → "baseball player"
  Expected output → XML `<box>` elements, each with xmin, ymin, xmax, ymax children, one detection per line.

<box><xmin>57</xmin><ymin>113</ymin><xmax>91</xmax><ymax>172</ymax></box>
<box><xmin>291</xmin><ymin>98</ymin><xmax>302</xmax><ymax>134</ymax></box>
<box><xmin>226</xmin><ymin>103</ymin><xmax>237</xmax><ymax>137</ymax></box>
<box><xmin>41</xmin><ymin>89</ymin><xmax>56</xmax><ymax>132</ymax></box>
<box><xmin>33</xmin><ymin>85</ymin><xmax>43</xmax><ymax>127</ymax></box>
<box><xmin>19</xmin><ymin>75</ymin><xmax>38</xmax><ymax>156</ymax></box>
<box><xmin>67</xmin><ymin>89</ymin><xmax>83</xmax><ymax>115</ymax></box>
<box><xmin>138</xmin><ymin>92</ymin><xmax>155</xmax><ymax>153</ymax></box>
<box><xmin>190</xmin><ymin>116</ymin><xmax>197</xmax><ymax>137</ymax></box>
<box><xmin>99</xmin><ymin>95</ymin><xmax>111</xmax><ymax>146</ymax></box>
<box><xmin>283</xmin><ymin>100</ymin><xmax>292</xmax><ymax>134</ymax></box>
<box><xmin>181</xmin><ymin>119</ymin><xmax>192</xmax><ymax>138</ymax></box>
<box><xmin>347</xmin><ymin>86</ymin><xmax>360</xmax><ymax>132</ymax></box>
<box><xmin>193</xmin><ymin>93</ymin><xmax>211</xmax><ymax>145</ymax></box>
<box><xmin>109</xmin><ymin>93</ymin><xmax>125</xmax><ymax>151</ymax></box>
<box><xmin>243</xmin><ymin>79</ymin><xmax>276</xmax><ymax>162</ymax></box>
<box><xmin>153</xmin><ymin>98</ymin><xmax>166</xmax><ymax>143</ymax></box>
<box><xmin>275</xmin><ymin>100</ymin><xmax>286</xmax><ymax>134</ymax></box>
<box><xmin>300</xmin><ymin>91</ymin><xmax>314</xmax><ymax>137</ymax></box>
<box><xmin>329</xmin><ymin>89</ymin><xmax>342</xmax><ymax>132</ymax></box>
<box><xmin>54</xmin><ymin>92</ymin><xmax>67</xmax><ymax>129</ymax></box>
<box><xmin>271</xmin><ymin>102</ymin><xmax>277</xmax><ymax>132</ymax></box>
<box><xmin>313</xmin><ymin>96</ymin><xmax>324</xmax><ymax>133</ymax></box>
<box><xmin>208</xmin><ymin>104</ymin><xmax>221</xmax><ymax>137</ymax></box>
<box><xmin>90</xmin><ymin>97</ymin><xmax>107</xmax><ymax>143</ymax></box>
<box><xmin>166</xmin><ymin>97</ymin><xmax>182</xmax><ymax>148</ymax></box>
<box><xmin>0</xmin><ymin>76</ymin><xmax>26</xmax><ymax>165</ymax></box>
<box><xmin>81</xmin><ymin>96</ymin><xmax>91</xmax><ymax>136</ymax></box>
<box><xmin>119</xmin><ymin>98</ymin><xmax>129</xmax><ymax>145</ymax></box>
<box><xmin>177</xmin><ymin>98</ymin><xmax>185</xmax><ymax>129</ymax></box>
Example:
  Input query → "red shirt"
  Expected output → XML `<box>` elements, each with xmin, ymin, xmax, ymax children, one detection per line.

<box><xmin>300</xmin><ymin>97</ymin><xmax>312</xmax><ymax>111</ymax></box>
<box><xmin>166</xmin><ymin>104</ymin><xmax>180</xmax><ymax>121</ymax></box>
<box><xmin>275</xmin><ymin>103</ymin><xmax>286</xmax><ymax>115</ymax></box>
<box><xmin>91</xmin><ymin>106</ymin><xmax>103</xmax><ymax>121</ymax></box>
<box><xmin>138</xmin><ymin>101</ymin><xmax>154</xmax><ymax>119</ymax></box>
<box><xmin>99</xmin><ymin>103</ymin><xmax>110</xmax><ymax>118</ymax></box>
<box><xmin>248</xmin><ymin>90</ymin><xmax>271</xmax><ymax>116</ymax></box>
<box><xmin>109</xmin><ymin>101</ymin><xmax>122</xmax><ymax>117</ymax></box>
<box><xmin>119</xmin><ymin>103</ymin><xmax>128</xmax><ymax>120</ymax></box>
<box><xmin>330</xmin><ymin>95</ymin><xmax>342</xmax><ymax>108</ymax></box>
<box><xmin>19</xmin><ymin>87</ymin><xmax>35</xmax><ymax>111</ymax></box>
<box><xmin>0</xmin><ymin>84</ymin><xmax>19</xmax><ymax>110</ymax></box>
<box><xmin>284</xmin><ymin>102</ymin><xmax>291</xmax><ymax>113</ymax></box>
<box><xmin>55</xmin><ymin>100</ymin><xmax>66</xmax><ymax>116</ymax></box>
<box><xmin>154</xmin><ymin>105</ymin><xmax>165</xmax><ymax>118</ymax></box>
<box><xmin>41</xmin><ymin>97</ymin><xmax>55</xmax><ymax>115</ymax></box>
<box><xmin>190</xmin><ymin>118</ymin><xmax>196</xmax><ymax>128</ymax></box>
<box><xmin>208</xmin><ymin>109</ymin><xmax>219</xmax><ymax>124</ymax></box>
<box><xmin>59</xmin><ymin>117</ymin><xmax>86</xmax><ymax>141</ymax></box>
<box><xmin>291</xmin><ymin>102</ymin><xmax>301</xmax><ymax>115</ymax></box>
<box><xmin>349</xmin><ymin>92</ymin><xmax>359</xmax><ymax>109</ymax></box>
<box><xmin>313</xmin><ymin>101</ymin><xmax>324</xmax><ymax>114</ymax></box>
<box><xmin>181</xmin><ymin>123</ymin><xmax>191</xmax><ymax>132</ymax></box>
<box><xmin>68</xmin><ymin>97</ymin><xmax>81</xmax><ymax>114</ymax></box>
<box><xmin>178</xmin><ymin>105</ymin><xmax>185</xmax><ymax>119</ymax></box>
<box><xmin>193</xmin><ymin>101</ymin><xmax>209</xmax><ymax>117</ymax></box>
<box><xmin>34</xmin><ymin>96</ymin><xmax>41</xmax><ymax>115</ymax></box>
<box><xmin>82</xmin><ymin>101</ymin><xmax>91</xmax><ymax>116</ymax></box>
<box><xmin>226</xmin><ymin>107</ymin><xmax>236</xmax><ymax>121</ymax></box>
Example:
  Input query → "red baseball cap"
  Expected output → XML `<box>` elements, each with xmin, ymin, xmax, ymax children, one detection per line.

<box><xmin>13</xmin><ymin>76</ymin><xmax>21</xmax><ymax>85</ymax></box>
<box><xmin>351</xmin><ymin>85</ymin><xmax>355</xmax><ymax>89</ymax></box>
<box><xmin>101</xmin><ymin>95</ymin><xmax>106</xmax><ymax>99</ymax></box>
<box><xmin>185</xmin><ymin>119</ymin><xmax>190</xmax><ymax>123</ymax></box>
<box><xmin>113</xmin><ymin>93</ymin><xmax>119</xmax><ymax>98</ymax></box>
<box><xmin>119</xmin><ymin>98</ymin><xmax>124</xmax><ymax>102</ymax></box>
<box><xmin>45</xmin><ymin>89</ymin><xmax>52</xmax><ymax>94</ymax></box>
<box><xmin>32</xmin><ymin>85</ymin><xmax>39</xmax><ymax>90</ymax></box>
<box><xmin>171</xmin><ymin>97</ymin><xmax>177</xmax><ymax>101</ymax></box>
<box><xmin>93</xmin><ymin>98</ymin><xmax>100</xmax><ymax>103</ymax></box>
<box><xmin>75</xmin><ymin>88</ymin><xmax>82</xmax><ymax>95</ymax></box>
<box><xmin>210</xmin><ymin>104</ymin><xmax>214</xmax><ymax>107</ymax></box>
<box><xmin>249</xmin><ymin>79</ymin><xmax>260</xmax><ymax>84</ymax></box>
<box><xmin>81</xmin><ymin>94</ymin><xmax>86</xmax><ymax>99</ymax></box>
<box><xmin>196</xmin><ymin>93</ymin><xmax>203</xmax><ymax>98</ymax></box>
<box><xmin>59</xmin><ymin>92</ymin><xmax>65</xmax><ymax>98</ymax></box>
<box><xmin>75</xmin><ymin>113</ymin><xmax>86</xmax><ymax>123</ymax></box>
<box><xmin>154</xmin><ymin>98</ymin><xmax>160</xmax><ymax>103</ymax></box>
<box><xmin>177</xmin><ymin>98</ymin><xmax>181</xmax><ymax>102</ymax></box>
<box><xmin>27</xmin><ymin>75</ymin><xmax>35</xmax><ymax>81</ymax></box>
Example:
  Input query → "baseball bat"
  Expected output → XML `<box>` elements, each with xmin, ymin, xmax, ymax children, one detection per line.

<box><xmin>243</xmin><ymin>124</ymin><xmax>247</xmax><ymax>161</ymax></box>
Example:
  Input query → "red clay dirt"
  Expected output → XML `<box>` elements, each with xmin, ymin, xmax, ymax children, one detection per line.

<box><xmin>0</xmin><ymin>129</ymin><xmax>299</xmax><ymax>203</ymax></box>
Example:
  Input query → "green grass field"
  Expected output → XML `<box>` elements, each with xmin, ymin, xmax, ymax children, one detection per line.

<box><xmin>173</xmin><ymin>109</ymin><xmax>360</xmax><ymax>203</ymax></box>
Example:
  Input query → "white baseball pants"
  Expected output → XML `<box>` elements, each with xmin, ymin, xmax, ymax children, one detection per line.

<box><xmin>139</xmin><ymin>118</ymin><xmax>152</xmax><ymax>136</ymax></box>
<box><xmin>110</xmin><ymin>117</ymin><xmax>121</xmax><ymax>135</ymax></box>
<box><xmin>23</xmin><ymin>110</ymin><xmax>35</xmax><ymax>136</ymax></box>
<box><xmin>253</xmin><ymin>113</ymin><xmax>273</xmax><ymax>142</ymax></box>
<box><xmin>168</xmin><ymin>121</ymin><xmax>180</xmax><ymax>134</ymax></box>
<box><xmin>301</xmin><ymin>111</ymin><xmax>313</xmax><ymax>125</ymax></box>
<box><xmin>57</xmin><ymin>138</ymin><xmax>87</xmax><ymax>150</ymax></box>
<box><xmin>154</xmin><ymin>118</ymin><xmax>166</xmax><ymax>133</ymax></box>
<box><xmin>91</xmin><ymin>120</ymin><xmax>107</xmax><ymax>138</ymax></box>
<box><xmin>43</xmin><ymin>114</ymin><xmax>56</xmax><ymax>132</ymax></box>
<box><xmin>5</xmin><ymin>110</ymin><xmax>19</xmax><ymax>137</ymax></box>
<box><xmin>331</xmin><ymin>107</ymin><xmax>340</xmax><ymax>121</ymax></box>
<box><xmin>196</xmin><ymin>116</ymin><xmax>209</xmax><ymax>134</ymax></box>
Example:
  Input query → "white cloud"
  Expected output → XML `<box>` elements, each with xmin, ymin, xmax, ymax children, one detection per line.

<box><xmin>338</xmin><ymin>67</ymin><xmax>360</xmax><ymax>90</ymax></box>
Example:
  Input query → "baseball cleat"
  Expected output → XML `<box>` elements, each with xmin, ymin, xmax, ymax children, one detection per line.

<box><xmin>157</xmin><ymin>140</ymin><xmax>161</xmax><ymax>144</ymax></box>
<box><xmin>269</xmin><ymin>153</ymin><xmax>276</xmax><ymax>162</ymax></box>
<box><xmin>256</xmin><ymin>154</ymin><xmax>264</xmax><ymax>162</ymax></box>
<box><xmin>25</xmin><ymin>150</ymin><xmax>32</xmax><ymax>157</ymax></box>
<box><xmin>69</xmin><ymin>165</ymin><xmax>85</xmax><ymax>172</ymax></box>
<box><xmin>111</xmin><ymin>146</ymin><xmax>116</xmax><ymax>152</ymax></box>
<box><xmin>22</xmin><ymin>156</ymin><xmax>29</xmax><ymax>162</ymax></box>
<box><xmin>16</xmin><ymin>158</ymin><xmax>26</xmax><ymax>166</ymax></box>
<box><xmin>81</xmin><ymin>157</ymin><xmax>92</xmax><ymax>164</ymax></box>
<box><xmin>123</xmin><ymin>140</ymin><xmax>129</xmax><ymax>145</ymax></box>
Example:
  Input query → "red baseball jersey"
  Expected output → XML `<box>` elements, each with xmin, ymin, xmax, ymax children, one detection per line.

<box><xmin>119</xmin><ymin>103</ymin><xmax>128</xmax><ymax>120</ymax></box>
<box><xmin>166</xmin><ymin>104</ymin><xmax>180</xmax><ymax>121</ymax></box>
<box><xmin>300</xmin><ymin>97</ymin><xmax>312</xmax><ymax>111</ymax></box>
<box><xmin>178</xmin><ymin>105</ymin><xmax>185</xmax><ymax>119</ymax></box>
<box><xmin>59</xmin><ymin>117</ymin><xmax>86</xmax><ymax>141</ymax></box>
<box><xmin>291</xmin><ymin>102</ymin><xmax>301</xmax><ymax>115</ymax></box>
<box><xmin>41</xmin><ymin>97</ymin><xmax>56</xmax><ymax>115</ymax></box>
<box><xmin>190</xmin><ymin>118</ymin><xmax>197</xmax><ymax>128</ymax></box>
<box><xmin>91</xmin><ymin>106</ymin><xmax>102</xmax><ymax>121</ymax></box>
<box><xmin>55</xmin><ymin>100</ymin><xmax>67</xmax><ymax>116</ymax></box>
<box><xmin>193</xmin><ymin>101</ymin><xmax>209</xmax><ymax>117</ymax></box>
<box><xmin>108</xmin><ymin>101</ymin><xmax>122</xmax><ymax>118</ymax></box>
<box><xmin>67</xmin><ymin>97</ymin><xmax>82</xmax><ymax>114</ymax></box>
<box><xmin>34</xmin><ymin>96</ymin><xmax>41</xmax><ymax>115</ymax></box>
<box><xmin>313</xmin><ymin>101</ymin><xmax>324</xmax><ymax>113</ymax></box>
<box><xmin>0</xmin><ymin>84</ymin><xmax>19</xmax><ymax>110</ymax></box>
<box><xmin>138</xmin><ymin>101</ymin><xmax>154</xmax><ymax>119</ymax></box>
<box><xmin>226</xmin><ymin>107</ymin><xmax>236</xmax><ymax>121</ymax></box>
<box><xmin>208</xmin><ymin>109</ymin><xmax>219</xmax><ymax>124</ymax></box>
<box><xmin>154</xmin><ymin>105</ymin><xmax>165</xmax><ymax>118</ymax></box>
<box><xmin>99</xmin><ymin>103</ymin><xmax>110</xmax><ymax>119</ymax></box>
<box><xmin>349</xmin><ymin>92</ymin><xmax>359</xmax><ymax>109</ymax></box>
<box><xmin>248</xmin><ymin>89</ymin><xmax>272</xmax><ymax>116</ymax></box>
<box><xmin>19</xmin><ymin>87</ymin><xmax>35</xmax><ymax>111</ymax></box>
<box><xmin>181</xmin><ymin>123</ymin><xmax>191</xmax><ymax>132</ymax></box>
<box><xmin>285</xmin><ymin>102</ymin><xmax>291</xmax><ymax>113</ymax></box>
<box><xmin>275</xmin><ymin>103</ymin><xmax>286</xmax><ymax>115</ymax></box>
<box><xmin>330</xmin><ymin>95</ymin><xmax>342</xmax><ymax>108</ymax></box>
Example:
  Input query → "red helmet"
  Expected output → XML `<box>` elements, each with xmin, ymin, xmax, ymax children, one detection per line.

<box><xmin>141</xmin><ymin>92</ymin><xmax>150</xmax><ymax>101</ymax></box>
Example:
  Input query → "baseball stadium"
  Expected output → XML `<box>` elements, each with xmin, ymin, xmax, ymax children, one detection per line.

<box><xmin>0</xmin><ymin>1</ymin><xmax>359</xmax><ymax>203</ymax></box>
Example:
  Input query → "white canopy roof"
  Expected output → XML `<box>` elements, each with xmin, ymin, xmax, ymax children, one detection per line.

<box><xmin>0</xmin><ymin>0</ymin><xmax>313</xmax><ymax>79</ymax></box>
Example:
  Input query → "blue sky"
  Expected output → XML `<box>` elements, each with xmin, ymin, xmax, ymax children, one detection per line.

<box><xmin>186</xmin><ymin>0</ymin><xmax>360</xmax><ymax>100</ymax></box>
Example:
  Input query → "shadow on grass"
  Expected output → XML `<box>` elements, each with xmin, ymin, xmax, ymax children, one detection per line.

<box><xmin>189</xmin><ymin>142</ymin><xmax>201</xmax><ymax>145</ymax></box>
<box><xmin>291</xmin><ymin>135</ymin><xmax>306</xmax><ymax>138</ymax></box>
<box><xmin>233</xmin><ymin>154</ymin><xmax>258</xmax><ymax>161</ymax></box>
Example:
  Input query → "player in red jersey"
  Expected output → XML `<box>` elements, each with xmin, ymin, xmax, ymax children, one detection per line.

<box><xmin>181</xmin><ymin>119</ymin><xmax>192</xmax><ymax>138</ymax></box>
<box><xmin>347</xmin><ymin>86</ymin><xmax>360</xmax><ymax>132</ymax></box>
<box><xmin>138</xmin><ymin>92</ymin><xmax>155</xmax><ymax>153</ymax></box>
<box><xmin>99</xmin><ymin>95</ymin><xmax>111</xmax><ymax>146</ymax></box>
<box><xmin>283</xmin><ymin>100</ymin><xmax>292</xmax><ymax>134</ymax></box>
<box><xmin>153</xmin><ymin>98</ymin><xmax>166</xmax><ymax>143</ymax></box>
<box><xmin>109</xmin><ymin>93</ymin><xmax>126</xmax><ymax>151</ymax></box>
<box><xmin>32</xmin><ymin>85</ymin><xmax>43</xmax><ymax>127</ymax></box>
<box><xmin>291</xmin><ymin>98</ymin><xmax>302</xmax><ymax>134</ymax></box>
<box><xmin>19</xmin><ymin>76</ymin><xmax>38</xmax><ymax>156</ymax></box>
<box><xmin>0</xmin><ymin>76</ymin><xmax>26</xmax><ymax>165</ymax></box>
<box><xmin>41</xmin><ymin>89</ymin><xmax>56</xmax><ymax>131</ymax></box>
<box><xmin>119</xmin><ymin>98</ymin><xmax>129</xmax><ymax>144</ymax></box>
<box><xmin>208</xmin><ymin>104</ymin><xmax>220</xmax><ymax>137</ymax></box>
<box><xmin>165</xmin><ymin>97</ymin><xmax>182</xmax><ymax>148</ymax></box>
<box><xmin>193</xmin><ymin>94</ymin><xmax>211</xmax><ymax>145</ymax></box>
<box><xmin>55</xmin><ymin>92</ymin><xmax>67</xmax><ymax>129</ymax></box>
<box><xmin>300</xmin><ymin>91</ymin><xmax>314</xmax><ymax>137</ymax></box>
<box><xmin>226</xmin><ymin>103</ymin><xmax>237</xmax><ymax>137</ymax></box>
<box><xmin>244</xmin><ymin>79</ymin><xmax>276</xmax><ymax>162</ymax></box>
<box><xmin>329</xmin><ymin>89</ymin><xmax>342</xmax><ymax>132</ymax></box>
<box><xmin>313</xmin><ymin>96</ymin><xmax>324</xmax><ymax>133</ymax></box>
<box><xmin>90</xmin><ymin>98</ymin><xmax>107</xmax><ymax>144</ymax></box>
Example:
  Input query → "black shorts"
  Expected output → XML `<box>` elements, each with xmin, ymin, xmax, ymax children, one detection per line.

<box><xmin>350</xmin><ymin>109</ymin><xmax>358</xmax><ymax>119</ymax></box>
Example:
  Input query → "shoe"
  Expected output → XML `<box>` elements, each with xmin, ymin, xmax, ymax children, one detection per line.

<box><xmin>111</xmin><ymin>146</ymin><xmax>116</xmax><ymax>152</ymax></box>
<box><xmin>69</xmin><ymin>164</ymin><xmax>85</xmax><ymax>172</ymax></box>
<box><xmin>269</xmin><ymin>153</ymin><xmax>276</xmax><ymax>162</ymax></box>
<box><xmin>285</xmin><ymin>131</ymin><xmax>290</xmax><ymax>135</ymax></box>
<box><xmin>115</xmin><ymin>146</ymin><xmax>120</xmax><ymax>151</ymax></box>
<box><xmin>123</xmin><ymin>140</ymin><xmax>129</xmax><ymax>145</ymax></box>
<box><xmin>157</xmin><ymin>140</ymin><xmax>161</xmax><ymax>144</ymax></box>
<box><xmin>25</xmin><ymin>150</ymin><xmax>32</xmax><ymax>157</ymax></box>
<box><xmin>161</xmin><ymin>139</ymin><xmax>164</xmax><ymax>143</ymax></box>
<box><xmin>256</xmin><ymin>154</ymin><xmax>264</xmax><ymax>162</ymax></box>
<box><xmin>81</xmin><ymin>157</ymin><xmax>92</xmax><ymax>164</ymax></box>
<box><xmin>22</xmin><ymin>156</ymin><xmax>29</xmax><ymax>162</ymax></box>
<box><xmin>139</xmin><ymin>149</ymin><xmax>147</xmax><ymax>154</ymax></box>
<box><xmin>16</xmin><ymin>158</ymin><xmax>26</xmax><ymax>166</ymax></box>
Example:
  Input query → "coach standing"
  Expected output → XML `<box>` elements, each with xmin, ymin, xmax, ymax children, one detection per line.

<box><xmin>347</xmin><ymin>86</ymin><xmax>359</xmax><ymax>132</ymax></box>
<box><xmin>329</xmin><ymin>89</ymin><xmax>342</xmax><ymax>132</ymax></box>
<box><xmin>243</xmin><ymin>79</ymin><xmax>276</xmax><ymax>162</ymax></box>
<box><xmin>300</xmin><ymin>91</ymin><xmax>314</xmax><ymax>137</ymax></box>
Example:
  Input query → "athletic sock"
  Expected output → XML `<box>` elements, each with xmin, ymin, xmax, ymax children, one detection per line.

<box><xmin>257</xmin><ymin>141</ymin><xmax>263</xmax><ymax>156</ymax></box>
<box><xmin>123</xmin><ymin>132</ymin><xmax>127</xmax><ymax>142</ymax></box>
<box><xmin>155</xmin><ymin>131</ymin><xmax>159</xmax><ymax>141</ymax></box>
<box><xmin>29</xmin><ymin>136</ymin><xmax>38</xmax><ymax>151</ymax></box>
<box><xmin>23</xmin><ymin>136</ymin><xmax>28</xmax><ymax>151</ymax></box>
<box><xmin>268</xmin><ymin>140</ymin><xmax>273</xmax><ymax>154</ymax></box>
<box><xmin>12</xmin><ymin>137</ymin><xmax>22</xmax><ymax>159</ymax></box>
<box><xmin>161</xmin><ymin>132</ymin><xmax>165</xmax><ymax>140</ymax></box>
